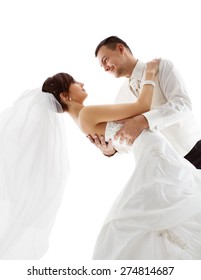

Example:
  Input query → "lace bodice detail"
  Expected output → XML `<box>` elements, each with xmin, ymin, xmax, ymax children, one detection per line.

<box><xmin>105</xmin><ymin>122</ymin><xmax>132</xmax><ymax>153</ymax></box>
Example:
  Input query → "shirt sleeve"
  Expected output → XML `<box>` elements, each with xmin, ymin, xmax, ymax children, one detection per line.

<box><xmin>143</xmin><ymin>59</ymin><xmax>192</xmax><ymax>131</ymax></box>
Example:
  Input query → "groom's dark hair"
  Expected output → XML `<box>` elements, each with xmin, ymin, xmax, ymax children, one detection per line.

<box><xmin>95</xmin><ymin>36</ymin><xmax>132</xmax><ymax>57</ymax></box>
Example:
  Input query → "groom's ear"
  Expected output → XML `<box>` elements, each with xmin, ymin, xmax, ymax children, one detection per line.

<box><xmin>116</xmin><ymin>43</ymin><xmax>124</xmax><ymax>54</ymax></box>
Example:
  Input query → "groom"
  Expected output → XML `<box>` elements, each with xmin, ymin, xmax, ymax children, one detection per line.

<box><xmin>88</xmin><ymin>36</ymin><xmax>201</xmax><ymax>169</ymax></box>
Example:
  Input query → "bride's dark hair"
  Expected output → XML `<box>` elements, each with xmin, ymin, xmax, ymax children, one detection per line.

<box><xmin>42</xmin><ymin>72</ymin><xmax>75</xmax><ymax>111</ymax></box>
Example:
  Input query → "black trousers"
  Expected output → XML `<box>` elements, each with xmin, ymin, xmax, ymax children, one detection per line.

<box><xmin>184</xmin><ymin>140</ymin><xmax>201</xmax><ymax>169</ymax></box>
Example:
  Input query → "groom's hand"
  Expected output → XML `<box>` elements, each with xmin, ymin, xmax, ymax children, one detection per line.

<box><xmin>115</xmin><ymin>115</ymin><xmax>149</xmax><ymax>145</ymax></box>
<box><xmin>87</xmin><ymin>134</ymin><xmax>117</xmax><ymax>157</ymax></box>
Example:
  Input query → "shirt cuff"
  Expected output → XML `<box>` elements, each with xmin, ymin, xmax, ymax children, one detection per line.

<box><xmin>143</xmin><ymin>110</ymin><xmax>164</xmax><ymax>131</ymax></box>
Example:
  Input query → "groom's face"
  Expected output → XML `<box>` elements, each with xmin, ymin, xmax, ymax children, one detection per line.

<box><xmin>97</xmin><ymin>45</ymin><xmax>127</xmax><ymax>78</ymax></box>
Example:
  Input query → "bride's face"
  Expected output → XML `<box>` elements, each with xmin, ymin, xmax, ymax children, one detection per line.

<box><xmin>68</xmin><ymin>81</ymin><xmax>88</xmax><ymax>104</ymax></box>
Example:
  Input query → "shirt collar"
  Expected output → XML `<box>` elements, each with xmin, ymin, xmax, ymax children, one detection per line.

<box><xmin>130</xmin><ymin>60</ymin><xmax>146</xmax><ymax>82</ymax></box>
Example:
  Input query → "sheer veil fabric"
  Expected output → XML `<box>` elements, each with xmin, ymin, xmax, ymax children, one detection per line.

<box><xmin>0</xmin><ymin>88</ymin><xmax>69</xmax><ymax>259</ymax></box>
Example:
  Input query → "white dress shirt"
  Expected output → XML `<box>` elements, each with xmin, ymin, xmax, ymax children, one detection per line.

<box><xmin>115</xmin><ymin>59</ymin><xmax>201</xmax><ymax>156</ymax></box>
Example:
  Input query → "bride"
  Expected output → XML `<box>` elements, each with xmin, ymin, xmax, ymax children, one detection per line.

<box><xmin>42</xmin><ymin>58</ymin><xmax>201</xmax><ymax>260</ymax></box>
<box><xmin>1</xmin><ymin>58</ymin><xmax>201</xmax><ymax>259</ymax></box>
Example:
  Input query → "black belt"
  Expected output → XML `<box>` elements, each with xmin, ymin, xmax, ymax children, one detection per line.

<box><xmin>184</xmin><ymin>140</ymin><xmax>201</xmax><ymax>169</ymax></box>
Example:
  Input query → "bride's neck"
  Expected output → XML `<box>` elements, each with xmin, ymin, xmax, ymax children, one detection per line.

<box><xmin>67</xmin><ymin>102</ymin><xmax>84</xmax><ymax>127</ymax></box>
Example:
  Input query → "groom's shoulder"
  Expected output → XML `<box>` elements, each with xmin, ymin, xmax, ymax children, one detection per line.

<box><xmin>159</xmin><ymin>58</ymin><xmax>177</xmax><ymax>75</ymax></box>
<box><xmin>160</xmin><ymin>58</ymin><xmax>175</xmax><ymax>68</ymax></box>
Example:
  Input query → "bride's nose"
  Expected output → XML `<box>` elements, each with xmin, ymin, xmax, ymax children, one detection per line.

<box><xmin>78</xmin><ymin>82</ymin><xmax>84</xmax><ymax>88</ymax></box>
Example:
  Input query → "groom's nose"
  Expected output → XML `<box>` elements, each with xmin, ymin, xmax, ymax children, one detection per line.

<box><xmin>104</xmin><ymin>65</ymin><xmax>110</xmax><ymax>72</ymax></box>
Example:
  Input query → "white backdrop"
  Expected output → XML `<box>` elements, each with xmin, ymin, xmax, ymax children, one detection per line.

<box><xmin>0</xmin><ymin>0</ymin><xmax>201</xmax><ymax>264</ymax></box>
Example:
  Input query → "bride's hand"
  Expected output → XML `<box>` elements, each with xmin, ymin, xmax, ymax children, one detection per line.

<box><xmin>87</xmin><ymin>134</ymin><xmax>117</xmax><ymax>157</ymax></box>
<box><xmin>145</xmin><ymin>58</ymin><xmax>160</xmax><ymax>79</ymax></box>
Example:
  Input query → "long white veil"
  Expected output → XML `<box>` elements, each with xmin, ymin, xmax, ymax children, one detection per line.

<box><xmin>0</xmin><ymin>88</ymin><xmax>70</xmax><ymax>259</ymax></box>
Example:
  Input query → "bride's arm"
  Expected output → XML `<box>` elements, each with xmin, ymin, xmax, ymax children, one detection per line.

<box><xmin>79</xmin><ymin>59</ymin><xmax>159</xmax><ymax>134</ymax></box>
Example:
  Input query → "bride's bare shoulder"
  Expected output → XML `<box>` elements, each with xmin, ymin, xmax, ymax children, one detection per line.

<box><xmin>78</xmin><ymin>106</ymin><xmax>106</xmax><ymax>135</ymax></box>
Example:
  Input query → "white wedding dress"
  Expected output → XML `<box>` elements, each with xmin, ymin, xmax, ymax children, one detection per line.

<box><xmin>93</xmin><ymin>121</ymin><xmax>201</xmax><ymax>260</ymax></box>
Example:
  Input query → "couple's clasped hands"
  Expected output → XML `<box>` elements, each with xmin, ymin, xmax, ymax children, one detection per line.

<box><xmin>87</xmin><ymin>58</ymin><xmax>160</xmax><ymax>157</ymax></box>
<box><xmin>87</xmin><ymin>114</ymin><xmax>149</xmax><ymax>156</ymax></box>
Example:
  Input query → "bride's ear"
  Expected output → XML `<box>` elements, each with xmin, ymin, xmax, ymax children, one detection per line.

<box><xmin>60</xmin><ymin>92</ymin><xmax>70</xmax><ymax>104</ymax></box>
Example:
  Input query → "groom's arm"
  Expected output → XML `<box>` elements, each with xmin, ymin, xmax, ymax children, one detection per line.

<box><xmin>143</xmin><ymin>59</ymin><xmax>192</xmax><ymax>131</ymax></box>
<box><xmin>115</xmin><ymin>59</ymin><xmax>192</xmax><ymax>145</ymax></box>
